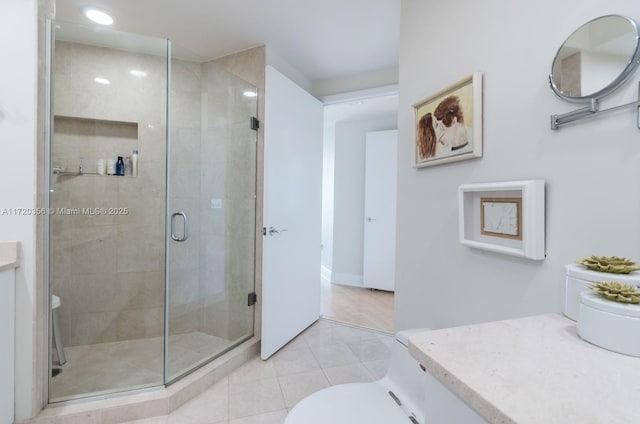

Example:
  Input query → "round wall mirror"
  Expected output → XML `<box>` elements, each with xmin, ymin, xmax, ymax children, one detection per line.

<box><xmin>549</xmin><ymin>15</ymin><xmax>640</xmax><ymax>103</ymax></box>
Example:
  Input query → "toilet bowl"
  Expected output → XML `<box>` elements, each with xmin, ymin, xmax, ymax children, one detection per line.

<box><xmin>285</xmin><ymin>329</ymin><xmax>429</xmax><ymax>424</ymax></box>
<box><xmin>51</xmin><ymin>294</ymin><xmax>67</xmax><ymax>366</ymax></box>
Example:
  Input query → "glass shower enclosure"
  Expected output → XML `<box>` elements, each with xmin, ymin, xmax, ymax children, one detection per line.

<box><xmin>47</xmin><ymin>21</ymin><xmax>257</xmax><ymax>402</ymax></box>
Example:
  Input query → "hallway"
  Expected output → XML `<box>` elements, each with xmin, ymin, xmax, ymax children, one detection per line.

<box><xmin>320</xmin><ymin>280</ymin><xmax>394</xmax><ymax>333</ymax></box>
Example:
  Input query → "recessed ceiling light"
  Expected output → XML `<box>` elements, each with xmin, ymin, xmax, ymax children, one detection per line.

<box><xmin>130</xmin><ymin>70</ymin><xmax>148</xmax><ymax>78</ymax></box>
<box><xmin>83</xmin><ymin>7</ymin><xmax>114</xmax><ymax>26</ymax></box>
<box><xmin>94</xmin><ymin>77</ymin><xmax>110</xmax><ymax>85</ymax></box>
<box><xmin>243</xmin><ymin>90</ymin><xmax>258</xmax><ymax>98</ymax></box>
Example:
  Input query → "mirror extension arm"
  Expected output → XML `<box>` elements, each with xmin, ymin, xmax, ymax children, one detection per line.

<box><xmin>551</xmin><ymin>82</ymin><xmax>640</xmax><ymax>130</ymax></box>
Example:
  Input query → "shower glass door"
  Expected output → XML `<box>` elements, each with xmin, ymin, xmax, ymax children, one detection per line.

<box><xmin>48</xmin><ymin>22</ymin><xmax>257</xmax><ymax>403</ymax></box>
<box><xmin>166</xmin><ymin>44</ymin><xmax>258</xmax><ymax>381</ymax></box>
<box><xmin>48</xmin><ymin>22</ymin><xmax>168</xmax><ymax>401</ymax></box>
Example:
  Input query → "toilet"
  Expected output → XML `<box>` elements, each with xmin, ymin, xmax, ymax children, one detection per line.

<box><xmin>285</xmin><ymin>329</ymin><xmax>429</xmax><ymax>424</ymax></box>
<box><xmin>51</xmin><ymin>294</ymin><xmax>66</xmax><ymax>365</ymax></box>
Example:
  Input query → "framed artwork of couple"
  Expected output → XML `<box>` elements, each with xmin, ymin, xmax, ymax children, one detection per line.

<box><xmin>413</xmin><ymin>72</ymin><xmax>483</xmax><ymax>168</ymax></box>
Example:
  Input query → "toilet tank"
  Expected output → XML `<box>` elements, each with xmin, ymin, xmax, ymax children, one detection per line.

<box><xmin>563</xmin><ymin>264</ymin><xmax>640</xmax><ymax>320</ymax></box>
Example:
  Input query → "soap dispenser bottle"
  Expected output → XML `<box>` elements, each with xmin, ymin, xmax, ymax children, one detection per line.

<box><xmin>116</xmin><ymin>156</ymin><xmax>125</xmax><ymax>176</ymax></box>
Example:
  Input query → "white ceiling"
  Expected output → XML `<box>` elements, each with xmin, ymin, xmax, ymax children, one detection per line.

<box><xmin>324</xmin><ymin>94</ymin><xmax>398</xmax><ymax>126</ymax></box>
<box><xmin>54</xmin><ymin>0</ymin><xmax>400</xmax><ymax>83</ymax></box>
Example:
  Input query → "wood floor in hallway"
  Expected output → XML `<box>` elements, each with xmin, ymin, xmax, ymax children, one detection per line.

<box><xmin>320</xmin><ymin>279</ymin><xmax>394</xmax><ymax>333</ymax></box>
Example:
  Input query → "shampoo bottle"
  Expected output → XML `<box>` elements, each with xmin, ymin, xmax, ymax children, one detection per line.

<box><xmin>116</xmin><ymin>156</ymin><xmax>125</xmax><ymax>176</ymax></box>
<box><xmin>131</xmin><ymin>149</ymin><xmax>138</xmax><ymax>177</ymax></box>
<box><xmin>124</xmin><ymin>155</ymin><xmax>132</xmax><ymax>176</ymax></box>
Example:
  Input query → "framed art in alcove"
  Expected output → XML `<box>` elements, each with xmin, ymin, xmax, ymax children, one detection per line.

<box><xmin>458</xmin><ymin>180</ymin><xmax>545</xmax><ymax>261</ymax></box>
<box><xmin>413</xmin><ymin>72</ymin><xmax>483</xmax><ymax>168</ymax></box>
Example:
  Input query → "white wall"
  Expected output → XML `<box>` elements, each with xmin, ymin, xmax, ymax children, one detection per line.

<box><xmin>321</xmin><ymin>124</ymin><xmax>335</xmax><ymax>274</ymax></box>
<box><xmin>266</xmin><ymin>46</ymin><xmax>313</xmax><ymax>95</ymax></box>
<box><xmin>326</xmin><ymin>115</ymin><xmax>397</xmax><ymax>285</ymax></box>
<box><xmin>396</xmin><ymin>0</ymin><xmax>640</xmax><ymax>330</ymax></box>
<box><xmin>0</xmin><ymin>0</ymin><xmax>40</xmax><ymax>419</ymax></box>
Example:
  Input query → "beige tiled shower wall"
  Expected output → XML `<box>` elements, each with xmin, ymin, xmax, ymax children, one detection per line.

<box><xmin>51</xmin><ymin>41</ymin><xmax>168</xmax><ymax>346</ymax></box>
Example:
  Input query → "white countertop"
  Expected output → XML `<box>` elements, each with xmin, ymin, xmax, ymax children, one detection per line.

<box><xmin>408</xmin><ymin>313</ymin><xmax>640</xmax><ymax>424</ymax></box>
<box><xmin>0</xmin><ymin>241</ymin><xmax>19</xmax><ymax>272</ymax></box>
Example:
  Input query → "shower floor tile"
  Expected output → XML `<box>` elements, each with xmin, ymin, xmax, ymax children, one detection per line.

<box><xmin>50</xmin><ymin>332</ymin><xmax>233</xmax><ymax>402</ymax></box>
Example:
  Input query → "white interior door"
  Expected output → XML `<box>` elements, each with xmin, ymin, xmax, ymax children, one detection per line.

<box><xmin>261</xmin><ymin>66</ymin><xmax>323</xmax><ymax>359</ymax></box>
<box><xmin>363</xmin><ymin>130</ymin><xmax>398</xmax><ymax>291</ymax></box>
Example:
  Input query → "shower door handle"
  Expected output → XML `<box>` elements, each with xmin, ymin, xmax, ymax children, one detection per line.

<box><xmin>171</xmin><ymin>212</ymin><xmax>189</xmax><ymax>242</ymax></box>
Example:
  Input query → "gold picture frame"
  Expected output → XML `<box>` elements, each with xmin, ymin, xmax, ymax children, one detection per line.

<box><xmin>413</xmin><ymin>72</ymin><xmax>483</xmax><ymax>168</ymax></box>
<box><xmin>480</xmin><ymin>197</ymin><xmax>522</xmax><ymax>240</ymax></box>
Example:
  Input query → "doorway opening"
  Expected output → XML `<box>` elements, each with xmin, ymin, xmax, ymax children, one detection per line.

<box><xmin>320</xmin><ymin>88</ymin><xmax>398</xmax><ymax>333</ymax></box>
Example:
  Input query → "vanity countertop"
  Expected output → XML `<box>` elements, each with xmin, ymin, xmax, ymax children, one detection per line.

<box><xmin>0</xmin><ymin>241</ymin><xmax>20</xmax><ymax>272</ymax></box>
<box><xmin>408</xmin><ymin>313</ymin><xmax>640</xmax><ymax>424</ymax></box>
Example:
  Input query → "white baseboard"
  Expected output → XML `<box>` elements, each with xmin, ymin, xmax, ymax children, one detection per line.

<box><xmin>320</xmin><ymin>266</ymin><xmax>364</xmax><ymax>287</ymax></box>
